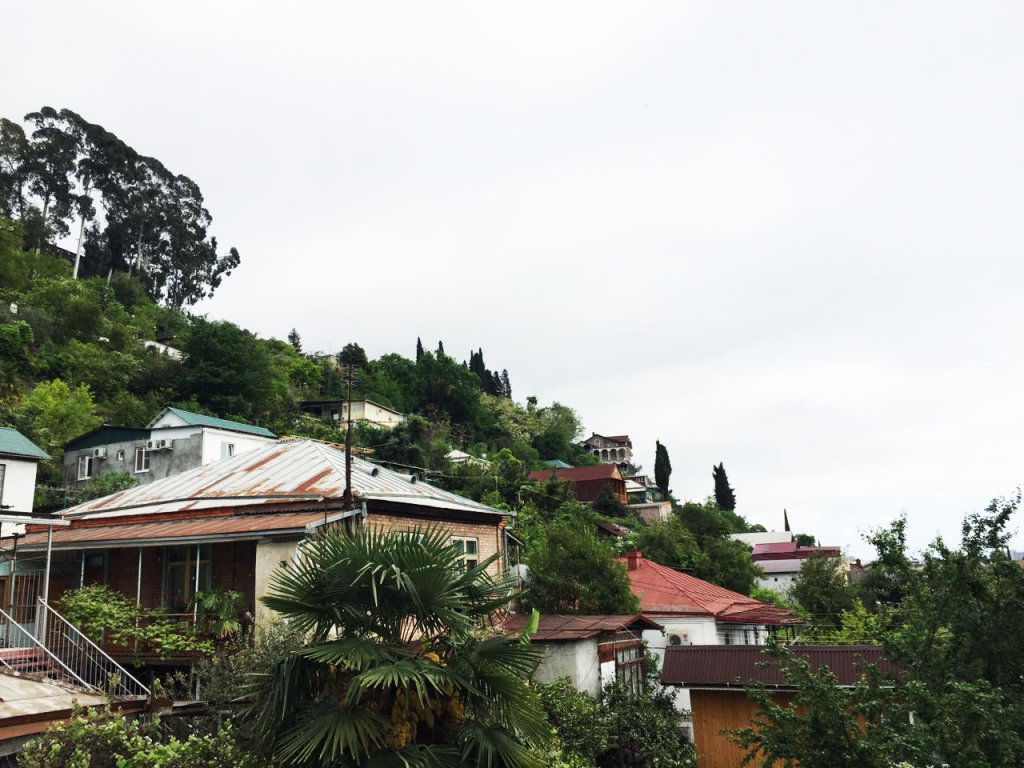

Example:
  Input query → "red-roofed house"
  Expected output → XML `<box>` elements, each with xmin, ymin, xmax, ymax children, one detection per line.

<box><xmin>527</xmin><ymin>465</ymin><xmax>627</xmax><ymax>504</ymax></box>
<box><xmin>748</xmin><ymin>541</ymin><xmax>845</xmax><ymax>596</ymax></box>
<box><xmin>619</xmin><ymin>552</ymin><xmax>802</xmax><ymax>729</ymax></box>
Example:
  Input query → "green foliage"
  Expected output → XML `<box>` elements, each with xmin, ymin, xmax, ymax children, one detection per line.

<box><xmin>591</xmin><ymin>483</ymin><xmax>630</xmax><ymax>519</ymax></box>
<box><xmin>524</xmin><ymin>521</ymin><xmax>639</xmax><ymax>615</ymax></box>
<box><xmin>674</xmin><ymin>502</ymin><xmax>761</xmax><ymax>594</ymax></box>
<box><xmin>536</xmin><ymin>678</ymin><xmax>608</xmax><ymax>766</ymax></box>
<box><xmin>56</xmin><ymin>585</ymin><xmax>213</xmax><ymax>659</ymax></box>
<box><xmin>712</xmin><ymin>462</ymin><xmax>736</xmax><ymax>511</ymax></box>
<box><xmin>76</xmin><ymin>472</ymin><xmax>139</xmax><ymax>502</ymax></box>
<box><xmin>633</xmin><ymin>517</ymin><xmax>699</xmax><ymax>570</ymax></box>
<box><xmin>734</xmin><ymin>495</ymin><xmax>1024</xmax><ymax>767</ymax></box>
<box><xmin>599</xmin><ymin>665</ymin><xmax>696</xmax><ymax>768</ymax></box>
<box><xmin>797</xmin><ymin>600</ymin><xmax>886</xmax><ymax>646</ymax></box>
<box><xmin>17</xmin><ymin>709</ymin><xmax>259</xmax><ymax>768</ymax></box>
<box><xmin>250</xmin><ymin>525</ymin><xmax>551</xmax><ymax>767</ymax></box>
<box><xmin>189</xmin><ymin>589</ymin><xmax>246</xmax><ymax>639</ymax></box>
<box><xmin>790</xmin><ymin>554</ymin><xmax>856</xmax><ymax>628</ymax></box>
<box><xmin>729</xmin><ymin>644</ymin><xmax>919</xmax><ymax>768</ymax></box>
<box><xmin>654</xmin><ymin>440</ymin><xmax>671</xmax><ymax>499</ymax></box>
<box><xmin>793</xmin><ymin>533</ymin><xmax>816</xmax><ymax>547</ymax></box>
<box><xmin>13</xmin><ymin>378</ymin><xmax>99</xmax><ymax>469</ymax></box>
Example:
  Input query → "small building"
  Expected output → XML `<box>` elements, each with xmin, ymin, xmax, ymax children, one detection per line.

<box><xmin>298</xmin><ymin>399</ymin><xmax>405</xmax><ymax>429</ymax></box>
<box><xmin>661</xmin><ymin>645</ymin><xmax>894</xmax><ymax>768</ymax></box>
<box><xmin>62</xmin><ymin>407</ymin><xmax>276</xmax><ymax>489</ymax></box>
<box><xmin>502</xmin><ymin>614</ymin><xmax>662</xmax><ymax>697</ymax></box>
<box><xmin>0</xmin><ymin>429</ymin><xmax>48</xmax><ymax>521</ymax></box>
<box><xmin>746</xmin><ymin>540</ymin><xmax>845</xmax><ymax>597</ymax></box>
<box><xmin>446</xmin><ymin>450</ymin><xmax>490</xmax><ymax>468</ymax></box>
<box><xmin>527</xmin><ymin>465</ymin><xmax>627</xmax><ymax>504</ymax></box>
<box><xmin>581</xmin><ymin>433</ymin><xmax>632</xmax><ymax>465</ymax></box>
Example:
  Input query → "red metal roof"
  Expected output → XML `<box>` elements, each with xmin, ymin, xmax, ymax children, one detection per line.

<box><xmin>527</xmin><ymin>465</ymin><xmax>624</xmax><ymax>483</ymax></box>
<box><xmin>752</xmin><ymin>542</ymin><xmax>842</xmax><ymax>561</ymax></box>
<box><xmin>502</xmin><ymin>614</ymin><xmax>662</xmax><ymax>641</ymax></box>
<box><xmin>661</xmin><ymin>645</ymin><xmax>895</xmax><ymax>688</ymax></box>
<box><xmin>620</xmin><ymin>554</ymin><xmax>800</xmax><ymax>625</ymax></box>
<box><xmin>14</xmin><ymin>511</ymin><xmax>329</xmax><ymax>550</ymax></box>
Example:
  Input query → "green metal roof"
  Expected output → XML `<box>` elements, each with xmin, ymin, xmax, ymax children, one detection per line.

<box><xmin>541</xmin><ymin>459</ymin><xmax>573</xmax><ymax>469</ymax></box>
<box><xmin>65</xmin><ymin>426</ymin><xmax>149</xmax><ymax>451</ymax></box>
<box><xmin>0</xmin><ymin>427</ymin><xmax>49</xmax><ymax>460</ymax></box>
<box><xmin>161</xmin><ymin>408</ymin><xmax>276</xmax><ymax>438</ymax></box>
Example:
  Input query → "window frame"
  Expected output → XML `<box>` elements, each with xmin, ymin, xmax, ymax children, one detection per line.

<box><xmin>451</xmin><ymin>536</ymin><xmax>479</xmax><ymax>572</ymax></box>
<box><xmin>77</xmin><ymin>455</ymin><xmax>95</xmax><ymax>480</ymax></box>
<box><xmin>134</xmin><ymin>447</ymin><xmax>151</xmax><ymax>473</ymax></box>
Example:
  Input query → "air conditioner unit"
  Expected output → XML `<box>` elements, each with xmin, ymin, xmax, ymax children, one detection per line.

<box><xmin>147</xmin><ymin>439</ymin><xmax>172</xmax><ymax>451</ymax></box>
<box><xmin>667</xmin><ymin>633</ymin><xmax>691</xmax><ymax>647</ymax></box>
<box><xmin>146</xmin><ymin>440</ymin><xmax>156</xmax><ymax>450</ymax></box>
<box><xmin>93</xmin><ymin>447</ymin><xmax>107</xmax><ymax>459</ymax></box>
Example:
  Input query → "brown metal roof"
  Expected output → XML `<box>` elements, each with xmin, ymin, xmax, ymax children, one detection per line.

<box><xmin>57</xmin><ymin>439</ymin><xmax>502</xmax><ymax>521</ymax></box>
<box><xmin>502</xmin><ymin>614</ymin><xmax>662</xmax><ymax>641</ymax></box>
<box><xmin>527</xmin><ymin>465</ymin><xmax>624</xmax><ymax>483</ymax></box>
<box><xmin>661</xmin><ymin>645</ymin><xmax>895</xmax><ymax>688</ymax></box>
<box><xmin>15</xmin><ymin>511</ymin><xmax>331</xmax><ymax>550</ymax></box>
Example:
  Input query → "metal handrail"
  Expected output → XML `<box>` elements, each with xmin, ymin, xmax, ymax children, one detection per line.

<box><xmin>38</xmin><ymin>599</ymin><xmax>150</xmax><ymax>697</ymax></box>
<box><xmin>0</xmin><ymin>605</ymin><xmax>92</xmax><ymax>690</ymax></box>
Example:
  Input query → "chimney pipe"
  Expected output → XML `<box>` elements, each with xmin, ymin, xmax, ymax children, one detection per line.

<box><xmin>626</xmin><ymin>551</ymin><xmax>642</xmax><ymax>571</ymax></box>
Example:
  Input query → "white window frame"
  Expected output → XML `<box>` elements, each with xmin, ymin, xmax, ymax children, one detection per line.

<box><xmin>221</xmin><ymin>442</ymin><xmax>235</xmax><ymax>459</ymax></box>
<box><xmin>78</xmin><ymin>455</ymin><xmax>95</xmax><ymax>480</ymax></box>
<box><xmin>134</xmin><ymin>447</ymin><xmax>151</xmax><ymax>473</ymax></box>
<box><xmin>451</xmin><ymin>536</ymin><xmax>479</xmax><ymax>572</ymax></box>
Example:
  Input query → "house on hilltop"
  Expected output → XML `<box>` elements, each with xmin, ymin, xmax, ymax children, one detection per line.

<box><xmin>10</xmin><ymin>439</ymin><xmax>507</xmax><ymax>653</ymax></box>
<box><xmin>527</xmin><ymin>465</ymin><xmax>627</xmax><ymax>504</ymax></box>
<box><xmin>299</xmin><ymin>399</ymin><xmax>405</xmax><ymax>429</ymax></box>
<box><xmin>581</xmin><ymin>433</ymin><xmax>632</xmax><ymax>465</ymax></box>
<box><xmin>62</xmin><ymin>407</ymin><xmax>276</xmax><ymax>489</ymax></box>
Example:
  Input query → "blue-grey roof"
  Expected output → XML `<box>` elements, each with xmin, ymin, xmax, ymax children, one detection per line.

<box><xmin>153</xmin><ymin>408</ymin><xmax>276</xmax><ymax>438</ymax></box>
<box><xmin>541</xmin><ymin>459</ymin><xmax>573</xmax><ymax>469</ymax></box>
<box><xmin>0</xmin><ymin>427</ymin><xmax>49</xmax><ymax>460</ymax></box>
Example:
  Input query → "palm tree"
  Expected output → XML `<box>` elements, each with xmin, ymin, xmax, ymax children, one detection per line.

<box><xmin>249</xmin><ymin>526</ymin><xmax>551</xmax><ymax>768</ymax></box>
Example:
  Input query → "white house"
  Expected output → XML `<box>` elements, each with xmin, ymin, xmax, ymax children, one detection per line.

<box><xmin>62</xmin><ymin>407</ymin><xmax>276</xmax><ymax>488</ymax></box>
<box><xmin>0</xmin><ymin>428</ymin><xmax>49</xmax><ymax>537</ymax></box>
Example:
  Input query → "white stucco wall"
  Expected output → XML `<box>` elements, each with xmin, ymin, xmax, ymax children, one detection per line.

<box><xmin>0</xmin><ymin>458</ymin><xmax>38</xmax><ymax>538</ymax></box>
<box><xmin>254</xmin><ymin>538</ymin><xmax>301</xmax><ymax>625</ymax></box>
<box><xmin>532</xmin><ymin>639</ymin><xmax>602</xmax><ymax>698</ymax></box>
<box><xmin>199</xmin><ymin>428</ymin><xmax>275</xmax><ymax>465</ymax></box>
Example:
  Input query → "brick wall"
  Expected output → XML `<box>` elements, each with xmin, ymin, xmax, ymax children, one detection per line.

<box><xmin>367</xmin><ymin>513</ymin><xmax>505</xmax><ymax>576</ymax></box>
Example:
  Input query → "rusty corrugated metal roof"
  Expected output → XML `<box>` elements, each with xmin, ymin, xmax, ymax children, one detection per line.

<box><xmin>661</xmin><ymin>645</ymin><xmax>895</xmax><ymax>688</ymax></box>
<box><xmin>15</xmin><ymin>511</ymin><xmax>330</xmax><ymax>549</ymax></box>
<box><xmin>502</xmin><ymin>614</ymin><xmax>663</xmax><ymax>641</ymax></box>
<box><xmin>58</xmin><ymin>440</ymin><xmax>501</xmax><ymax>521</ymax></box>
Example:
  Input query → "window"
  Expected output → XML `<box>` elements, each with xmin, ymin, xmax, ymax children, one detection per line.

<box><xmin>163</xmin><ymin>544</ymin><xmax>212</xmax><ymax>608</ymax></box>
<box><xmin>135</xmin><ymin>447</ymin><xmax>151</xmax><ymax>473</ymax></box>
<box><xmin>615</xmin><ymin>643</ymin><xmax>645</xmax><ymax>694</ymax></box>
<box><xmin>116</xmin><ymin>449</ymin><xmax>125</xmax><ymax>461</ymax></box>
<box><xmin>78</xmin><ymin>455</ymin><xmax>95</xmax><ymax>480</ymax></box>
<box><xmin>221</xmin><ymin>442</ymin><xmax>235</xmax><ymax>459</ymax></box>
<box><xmin>451</xmin><ymin>537</ymin><xmax>479</xmax><ymax>572</ymax></box>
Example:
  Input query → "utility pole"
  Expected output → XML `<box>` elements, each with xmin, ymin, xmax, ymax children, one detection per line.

<box><xmin>342</xmin><ymin>364</ymin><xmax>354</xmax><ymax>511</ymax></box>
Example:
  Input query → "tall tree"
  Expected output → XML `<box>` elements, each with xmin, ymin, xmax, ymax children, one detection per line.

<box><xmin>713</xmin><ymin>462</ymin><xmax>736</xmax><ymax>511</ymax></box>
<box><xmin>338</xmin><ymin>342</ymin><xmax>368</xmax><ymax>370</ymax></box>
<box><xmin>501</xmin><ymin>369</ymin><xmax>511</xmax><ymax>399</ymax></box>
<box><xmin>286</xmin><ymin>328</ymin><xmax>302</xmax><ymax>353</ymax></box>
<box><xmin>415</xmin><ymin>336</ymin><xmax>424</xmax><ymax>361</ymax></box>
<box><xmin>654</xmin><ymin>440</ymin><xmax>672</xmax><ymax>498</ymax></box>
<box><xmin>0</xmin><ymin>119</ymin><xmax>30</xmax><ymax>217</ymax></box>
<box><xmin>254</xmin><ymin>526</ymin><xmax>551</xmax><ymax>766</ymax></box>
<box><xmin>525</xmin><ymin>521</ymin><xmax>640</xmax><ymax>615</ymax></box>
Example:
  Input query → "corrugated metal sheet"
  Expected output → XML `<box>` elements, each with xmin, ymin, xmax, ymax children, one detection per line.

<box><xmin>662</xmin><ymin>645</ymin><xmax>894</xmax><ymax>688</ymax></box>
<box><xmin>0</xmin><ymin>427</ymin><xmax>48</xmax><ymax>460</ymax></box>
<box><xmin>149</xmin><ymin>407</ymin><xmax>277</xmax><ymax>437</ymax></box>
<box><xmin>621</xmin><ymin>556</ymin><xmax>801</xmax><ymax>625</ymax></box>
<box><xmin>527</xmin><ymin>465</ymin><xmax>623</xmax><ymax>483</ymax></box>
<box><xmin>15</xmin><ymin>511</ymin><xmax>328</xmax><ymax>549</ymax></box>
<box><xmin>502</xmin><ymin>614</ymin><xmax>663</xmax><ymax>641</ymax></box>
<box><xmin>58</xmin><ymin>440</ymin><xmax>502</xmax><ymax>521</ymax></box>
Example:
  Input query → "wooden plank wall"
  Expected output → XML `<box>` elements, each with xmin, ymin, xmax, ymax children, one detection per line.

<box><xmin>691</xmin><ymin>689</ymin><xmax>795</xmax><ymax>768</ymax></box>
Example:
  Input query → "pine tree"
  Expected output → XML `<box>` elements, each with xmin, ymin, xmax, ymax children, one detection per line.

<box><xmin>713</xmin><ymin>462</ymin><xmax>736</xmax><ymax>511</ymax></box>
<box><xmin>416</xmin><ymin>337</ymin><xmax>424</xmax><ymax>361</ymax></box>
<box><xmin>501</xmin><ymin>369</ymin><xmax>511</xmax><ymax>399</ymax></box>
<box><xmin>437</xmin><ymin>340</ymin><xmax>445</xmax><ymax>358</ymax></box>
<box><xmin>287</xmin><ymin>328</ymin><xmax>302</xmax><ymax>353</ymax></box>
<box><xmin>490</xmin><ymin>370</ymin><xmax>503</xmax><ymax>397</ymax></box>
<box><xmin>654</xmin><ymin>441</ymin><xmax>672</xmax><ymax>499</ymax></box>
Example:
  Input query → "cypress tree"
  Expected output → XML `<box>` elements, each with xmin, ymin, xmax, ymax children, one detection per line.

<box><xmin>713</xmin><ymin>463</ymin><xmax>736</xmax><ymax>511</ymax></box>
<box><xmin>501</xmin><ymin>369</ymin><xmax>511</xmax><ymax>399</ymax></box>
<box><xmin>654</xmin><ymin>441</ymin><xmax>671</xmax><ymax>499</ymax></box>
<box><xmin>416</xmin><ymin>337</ymin><xmax>424</xmax><ymax>361</ymax></box>
<box><xmin>437</xmin><ymin>340</ymin><xmax>445</xmax><ymax>358</ymax></box>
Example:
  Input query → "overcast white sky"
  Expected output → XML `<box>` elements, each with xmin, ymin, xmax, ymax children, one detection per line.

<box><xmin>5</xmin><ymin>2</ymin><xmax>1023</xmax><ymax>558</ymax></box>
